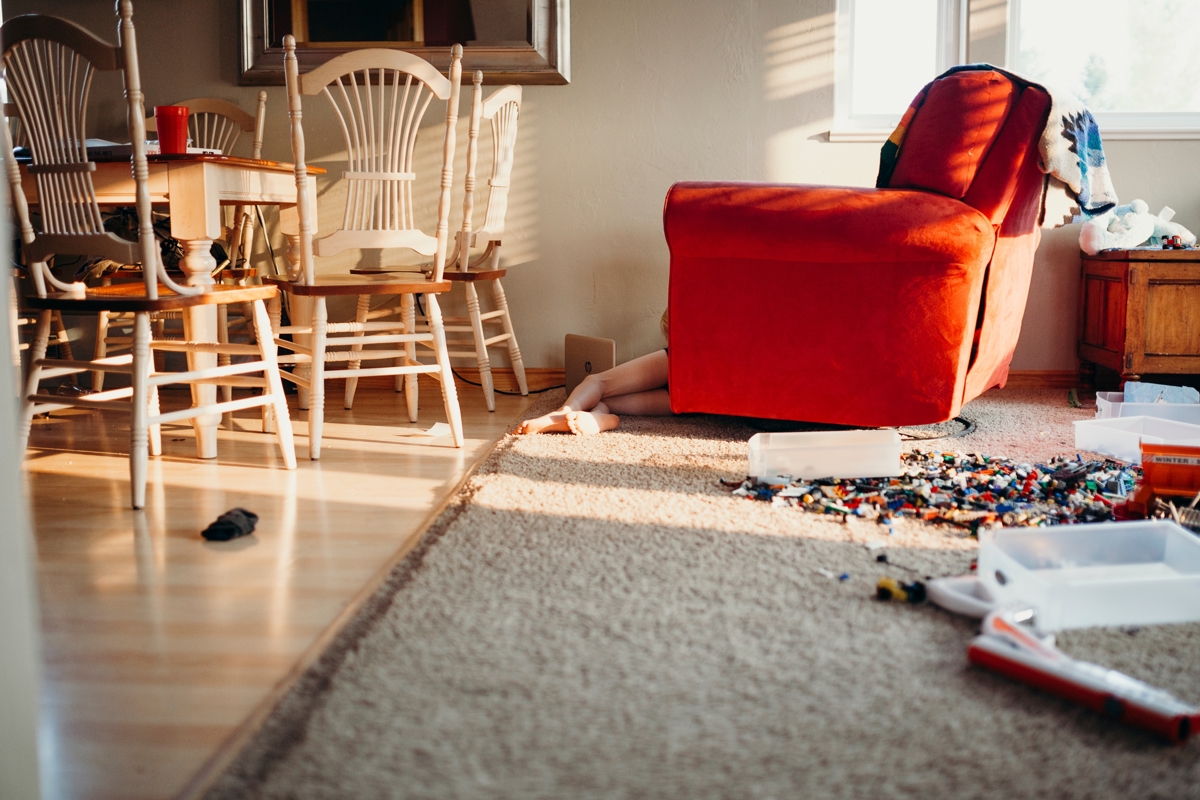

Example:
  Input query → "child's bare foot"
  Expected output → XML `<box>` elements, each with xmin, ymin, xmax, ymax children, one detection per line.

<box><xmin>516</xmin><ymin>411</ymin><xmax>571</xmax><ymax>434</ymax></box>
<box><xmin>565</xmin><ymin>409</ymin><xmax>620</xmax><ymax>435</ymax></box>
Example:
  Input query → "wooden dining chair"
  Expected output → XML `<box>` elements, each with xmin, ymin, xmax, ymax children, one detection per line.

<box><xmin>96</xmin><ymin>93</ymin><xmax>270</xmax><ymax>386</ymax></box>
<box><xmin>348</xmin><ymin>74</ymin><xmax>527</xmax><ymax>412</ymax></box>
<box><xmin>3</xmin><ymin>1</ymin><xmax>296</xmax><ymax>509</ymax></box>
<box><xmin>145</xmin><ymin>94</ymin><xmax>269</xmax><ymax>269</ymax></box>
<box><xmin>265</xmin><ymin>36</ymin><xmax>464</xmax><ymax>459</ymax></box>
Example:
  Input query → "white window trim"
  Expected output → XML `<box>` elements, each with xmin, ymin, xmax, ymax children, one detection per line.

<box><xmin>833</xmin><ymin>0</ymin><xmax>1200</xmax><ymax>142</ymax></box>
<box><xmin>831</xmin><ymin>0</ymin><xmax>966</xmax><ymax>142</ymax></box>
<box><xmin>1006</xmin><ymin>0</ymin><xmax>1200</xmax><ymax>140</ymax></box>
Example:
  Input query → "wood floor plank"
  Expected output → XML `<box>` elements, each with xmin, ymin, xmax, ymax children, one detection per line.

<box><xmin>25</xmin><ymin>381</ymin><xmax>541</xmax><ymax>799</ymax></box>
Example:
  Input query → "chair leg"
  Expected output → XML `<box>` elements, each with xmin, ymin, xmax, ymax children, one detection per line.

<box><xmin>263</xmin><ymin>293</ymin><xmax>282</xmax><ymax>434</ymax></box>
<box><xmin>492</xmin><ymin>279</ymin><xmax>527</xmax><ymax>395</ymax></box>
<box><xmin>251</xmin><ymin>298</ymin><xmax>297</xmax><ymax>470</ymax></box>
<box><xmin>344</xmin><ymin>294</ymin><xmax>369</xmax><ymax>409</ymax></box>
<box><xmin>217</xmin><ymin>303</ymin><xmax>233</xmax><ymax>427</ymax></box>
<box><xmin>93</xmin><ymin>309</ymin><xmax>109</xmax><ymax>391</ymax></box>
<box><xmin>426</xmin><ymin>294</ymin><xmax>463</xmax><ymax>447</ymax></box>
<box><xmin>51</xmin><ymin>311</ymin><xmax>74</xmax><ymax>361</ymax></box>
<box><xmin>130</xmin><ymin>312</ymin><xmax>152</xmax><ymax>510</ymax></box>
<box><xmin>18</xmin><ymin>310</ymin><xmax>51</xmax><ymax>454</ymax></box>
<box><xmin>402</xmin><ymin>293</ymin><xmax>419</xmax><ymax>422</ymax></box>
<box><xmin>308</xmin><ymin>297</ymin><xmax>328</xmax><ymax>460</ymax></box>
<box><xmin>294</xmin><ymin>295</ymin><xmax>312</xmax><ymax>411</ymax></box>
<box><xmin>464</xmin><ymin>282</ymin><xmax>496</xmax><ymax>412</ymax></box>
<box><xmin>148</xmin><ymin>361</ymin><xmax>162</xmax><ymax>458</ymax></box>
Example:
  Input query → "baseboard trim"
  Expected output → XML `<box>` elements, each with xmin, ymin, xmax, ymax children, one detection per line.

<box><xmin>1002</xmin><ymin>370</ymin><xmax>1080</xmax><ymax>390</ymax></box>
<box><xmin>319</xmin><ymin>367</ymin><xmax>1077</xmax><ymax>394</ymax></box>
<box><xmin>343</xmin><ymin>368</ymin><xmax>566</xmax><ymax>394</ymax></box>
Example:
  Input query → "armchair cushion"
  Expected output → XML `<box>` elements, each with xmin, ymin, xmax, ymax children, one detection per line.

<box><xmin>665</xmin><ymin>183</ymin><xmax>996</xmax><ymax>427</ymax></box>
<box><xmin>664</xmin><ymin>182</ymin><xmax>993</xmax><ymax>265</ymax></box>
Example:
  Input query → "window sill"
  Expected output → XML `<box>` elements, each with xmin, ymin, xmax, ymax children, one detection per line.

<box><xmin>828</xmin><ymin>129</ymin><xmax>893</xmax><ymax>143</ymax></box>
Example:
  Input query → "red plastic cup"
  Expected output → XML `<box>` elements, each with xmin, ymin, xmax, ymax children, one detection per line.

<box><xmin>154</xmin><ymin>105</ymin><xmax>189</xmax><ymax>154</ymax></box>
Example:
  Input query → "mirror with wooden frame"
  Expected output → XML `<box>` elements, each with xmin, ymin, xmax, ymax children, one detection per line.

<box><xmin>240</xmin><ymin>0</ymin><xmax>568</xmax><ymax>85</ymax></box>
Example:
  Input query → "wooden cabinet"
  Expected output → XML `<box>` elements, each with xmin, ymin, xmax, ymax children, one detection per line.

<box><xmin>1078</xmin><ymin>249</ymin><xmax>1200</xmax><ymax>384</ymax></box>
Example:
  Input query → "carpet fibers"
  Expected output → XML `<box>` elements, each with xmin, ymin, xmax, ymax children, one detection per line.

<box><xmin>208</xmin><ymin>389</ymin><xmax>1200</xmax><ymax>799</ymax></box>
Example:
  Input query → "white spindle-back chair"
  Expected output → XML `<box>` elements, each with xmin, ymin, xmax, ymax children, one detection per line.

<box><xmin>264</xmin><ymin>36</ymin><xmax>463</xmax><ymax>459</ymax></box>
<box><xmin>347</xmin><ymin>74</ymin><xmax>527</xmax><ymax>412</ymax></box>
<box><xmin>437</xmin><ymin>77</ymin><xmax>526</xmax><ymax>411</ymax></box>
<box><xmin>2</xmin><ymin>2</ymin><xmax>296</xmax><ymax>508</ymax></box>
<box><xmin>95</xmin><ymin>93</ymin><xmax>271</xmax><ymax>404</ymax></box>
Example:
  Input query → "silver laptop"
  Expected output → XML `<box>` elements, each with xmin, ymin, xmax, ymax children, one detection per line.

<box><xmin>564</xmin><ymin>334</ymin><xmax>616</xmax><ymax>395</ymax></box>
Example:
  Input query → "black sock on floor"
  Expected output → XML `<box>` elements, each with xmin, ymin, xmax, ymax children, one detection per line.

<box><xmin>202</xmin><ymin>508</ymin><xmax>259</xmax><ymax>541</ymax></box>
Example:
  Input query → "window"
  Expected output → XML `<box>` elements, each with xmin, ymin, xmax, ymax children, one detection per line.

<box><xmin>1008</xmin><ymin>0</ymin><xmax>1200</xmax><ymax>138</ymax></box>
<box><xmin>832</xmin><ymin>0</ymin><xmax>965</xmax><ymax>141</ymax></box>
<box><xmin>834</xmin><ymin>0</ymin><xmax>1200</xmax><ymax>141</ymax></box>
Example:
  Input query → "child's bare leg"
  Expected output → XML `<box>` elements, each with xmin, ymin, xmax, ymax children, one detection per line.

<box><xmin>603</xmin><ymin>388</ymin><xmax>672</xmax><ymax>416</ymax></box>
<box><xmin>519</xmin><ymin>350</ymin><xmax>668</xmax><ymax>434</ymax></box>
<box><xmin>562</xmin><ymin>350</ymin><xmax>668</xmax><ymax>411</ymax></box>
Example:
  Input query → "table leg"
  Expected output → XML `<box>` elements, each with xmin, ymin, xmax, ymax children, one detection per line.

<box><xmin>180</xmin><ymin>239</ymin><xmax>219</xmax><ymax>459</ymax></box>
<box><xmin>280</xmin><ymin>229</ymin><xmax>312</xmax><ymax>409</ymax></box>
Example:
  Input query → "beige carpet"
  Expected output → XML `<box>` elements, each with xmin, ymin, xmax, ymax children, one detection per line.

<box><xmin>207</xmin><ymin>389</ymin><xmax>1200</xmax><ymax>799</ymax></box>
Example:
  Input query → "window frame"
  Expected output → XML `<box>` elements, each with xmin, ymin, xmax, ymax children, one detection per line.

<box><xmin>1006</xmin><ymin>0</ymin><xmax>1200</xmax><ymax>140</ymax></box>
<box><xmin>830</xmin><ymin>0</ymin><xmax>966</xmax><ymax>142</ymax></box>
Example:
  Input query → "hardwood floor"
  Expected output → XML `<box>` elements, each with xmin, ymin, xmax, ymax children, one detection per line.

<box><xmin>25</xmin><ymin>378</ymin><xmax>540</xmax><ymax>800</ymax></box>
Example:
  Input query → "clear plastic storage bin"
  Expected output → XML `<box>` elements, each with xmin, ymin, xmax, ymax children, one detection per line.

<box><xmin>1073</xmin><ymin>416</ymin><xmax>1200</xmax><ymax>463</ymax></box>
<box><xmin>978</xmin><ymin>520</ymin><xmax>1200</xmax><ymax>632</ymax></box>
<box><xmin>747</xmin><ymin>430</ymin><xmax>901</xmax><ymax>482</ymax></box>
<box><xmin>1096</xmin><ymin>392</ymin><xmax>1200</xmax><ymax>425</ymax></box>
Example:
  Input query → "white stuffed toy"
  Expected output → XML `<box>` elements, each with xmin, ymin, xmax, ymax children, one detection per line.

<box><xmin>1151</xmin><ymin>206</ymin><xmax>1197</xmax><ymax>248</ymax></box>
<box><xmin>1079</xmin><ymin>200</ymin><xmax>1196</xmax><ymax>255</ymax></box>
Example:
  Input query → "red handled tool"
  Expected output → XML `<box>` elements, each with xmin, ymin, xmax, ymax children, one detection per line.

<box><xmin>968</xmin><ymin>606</ymin><xmax>1200</xmax><ymax>743</ymax></box>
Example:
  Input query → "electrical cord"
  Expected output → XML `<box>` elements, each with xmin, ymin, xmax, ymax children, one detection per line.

<box><xmin>409</xmin><ymin>295</ymin><xmax>566</xmax><ymax>395</ymax></box>
<box><xmin>451</xmin><ymin>367</ymin><xmax>563</xmax><ymax>395</ymax></box>
<box><xmin>896</xmin><ymin>415</ymin><xmax>977</xmax><ymax>441</ymax></box>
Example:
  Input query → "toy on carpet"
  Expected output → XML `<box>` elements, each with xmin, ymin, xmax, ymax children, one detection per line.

<box><xmin>1079</xmin><ymin>200</ymin><xmax>1197</xmax><ymax>256</ymax></box>
<box><xmin>722</xmin><ymin>450</ymin><xmax>1139</xmax><ymax>532</ymax></box>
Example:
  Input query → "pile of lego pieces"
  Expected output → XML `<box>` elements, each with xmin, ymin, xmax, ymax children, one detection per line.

<box><xmin>722</xmin><ymin>450</ymin><xmax>1141</xmax><ymax>533</ymax></box>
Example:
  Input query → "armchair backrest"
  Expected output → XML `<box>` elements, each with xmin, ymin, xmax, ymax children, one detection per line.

<box><xmin>282</xmin><ymin>37</ymin><xmax>463</xmax><ymax>285</ymax></box>
<box><xmin>884</xmin><ymin>70</ymin><xmax>1051</xmax><ymax>227</ymax></box>
<box><xmin>884</xmin><ymin>68</ymin><xmax>1054</xmax><ymax>404</ymax></box>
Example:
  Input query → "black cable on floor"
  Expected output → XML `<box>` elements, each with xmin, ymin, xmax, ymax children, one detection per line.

<box><xmin>897</xmin><ymin>415</ymin><xmax>977</xmax><ymax>441</ymax></box>
<box><xmin>451</xmin><ymin>367</ymin><xmax>563</xmax><ymax>395</ymax></box>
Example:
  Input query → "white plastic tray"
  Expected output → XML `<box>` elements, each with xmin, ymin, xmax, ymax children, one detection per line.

<box><xmin>978</xmin><ymin>520</ymin><xmax>1200</xmax><ymax>632</ymax></box>
<box><xmin>1096</xmin><ymin>392</ymin><xmax>1200</xmax><ymax>425</ymax></box>
<box><xmin>1073</xmin><ymin>415</ymin><xmax>1200</xmax><ymax>463</ymax></box>
<box><xmin>747</xmin><ymin>429</ymin><xmax>901</xmax><ymax>482</ymax></box>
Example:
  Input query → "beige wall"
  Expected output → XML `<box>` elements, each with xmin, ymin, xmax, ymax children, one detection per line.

<box><xmin>9</xmin><ymin>0</ymin><xmax>1200</xmax><ymax>372</ymax></box>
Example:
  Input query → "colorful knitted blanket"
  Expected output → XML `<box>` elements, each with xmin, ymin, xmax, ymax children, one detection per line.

<box><xmin>876</xmin><ymin>64</ymin><xmax>1117</xmax><ymax>216</ymax></box>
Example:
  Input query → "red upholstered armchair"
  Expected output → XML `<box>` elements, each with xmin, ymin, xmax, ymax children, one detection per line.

<box><xmin>664</xmin><ymin>69</ymin><xmax>1052</xmax><ymax>426</ymax></box>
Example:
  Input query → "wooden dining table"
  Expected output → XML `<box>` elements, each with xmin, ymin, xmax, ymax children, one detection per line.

<box><xmin>20</xmin><ymin>153</ymin><xmax>322</xmax><ymax>458</ymax></box>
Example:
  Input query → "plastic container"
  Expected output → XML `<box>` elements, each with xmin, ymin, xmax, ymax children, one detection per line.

<box><xmin>1096</xmin><ymin>391</ymin><xmax>1200</xmax><ymax>425</ymax></box>
<box><xmin>746</xmin><ymin>430</ymin><xmax>901</xmax><ymax>482</ymax></box>
<box><xmin>978</xmin><ymin>520</ymin><xmax>1200</xmax><ymax>632</ymax></box>
<box><xmin>1073</xmin><ymin>416</ymin><xmax>1200</xmax><ymax>463</ymax></box>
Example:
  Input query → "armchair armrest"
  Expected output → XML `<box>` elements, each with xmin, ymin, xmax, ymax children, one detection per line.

<box><xmin>664</xmin><ymin>182</ymin><xmax>994</xmax><ymax>265</ymax></box>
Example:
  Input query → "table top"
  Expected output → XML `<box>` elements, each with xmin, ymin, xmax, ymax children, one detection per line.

<box><xmin>1083</xmin><ymin>247</ymin><xmax>1200</xmax><ymax>261</ymax></box>
<box><xmin>16</xmin><ymin>152</ymin><xmax>325</xmax><ymax>175</ymax></box>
